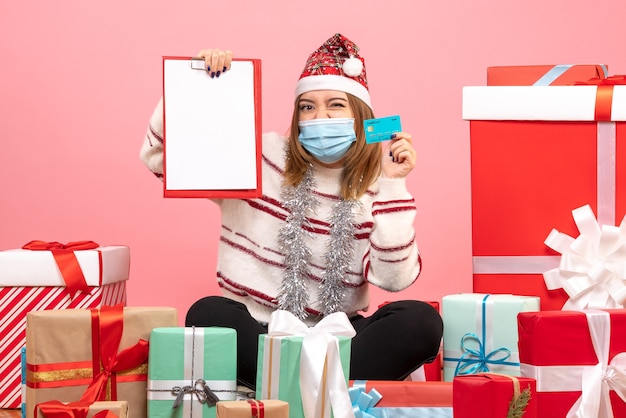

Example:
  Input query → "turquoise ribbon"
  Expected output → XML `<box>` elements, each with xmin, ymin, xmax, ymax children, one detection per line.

<box><xmin>349</xmin><ymin>380</ymin><xmax>383</xmax><ymax>418</ymax></box>
<box><xmin>444</xmin><ymin>294</ymin><xmax>520</xmax><ymax>376</ymax></box>
<box><xmin>452</xmin><ymin>332</ymin><xmax>516</xmax><ymax>376</ymax></box>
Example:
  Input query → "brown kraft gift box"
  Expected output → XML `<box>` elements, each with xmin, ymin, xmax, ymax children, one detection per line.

<box><xmin>35</xmin><ymin>400</ymin><xmax>129</xmax><ymax>418</ymax></box>
<box><xmin>25</xmin><ymin>305</ymin><xmax>177</xmax><ymax>418</ymax></box>
<box><xmin>216</xmin><ymin>400</ymin><xmax>289</xmax><ymax>417</ymax></box>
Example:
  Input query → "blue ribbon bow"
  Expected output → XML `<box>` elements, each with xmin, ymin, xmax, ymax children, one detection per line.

<box><xmin>349</xmin><ymin>381</ymin><xmax>384</xmax><ymax>418</ymax></box>
<box><xmin>446</xmin><ymin>295</ymin><xmax>520</xmax><ymax>377</ymax></box>
<box><xmin>453</xmin><ymin>333</ymin><xmax>516</xmax><ymax>376</ymax></box>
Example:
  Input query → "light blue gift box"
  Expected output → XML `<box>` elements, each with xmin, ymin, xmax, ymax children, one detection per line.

<box><xmin>442</xmin><ymin>293</ymin><xmax>539</xmax><ymax>381</ymax></box>
<box><xmin>147</xmin><ymin>327</ymin><xmax>237</xmax><ymax>418</ymax></box>
<box><xmin>21</xmin><ymin>346</ymin><xmax>26</xmax><ymax>418</ymax></box>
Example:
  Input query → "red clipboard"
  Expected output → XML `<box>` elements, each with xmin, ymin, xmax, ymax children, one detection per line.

<box><xmin>162</xmin><ymin>56</ymin><xmax>262</xmax><ymax>198</ymax></box>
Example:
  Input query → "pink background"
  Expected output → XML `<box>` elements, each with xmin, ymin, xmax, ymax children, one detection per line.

<box><xmin>1</xmin><ymin>1</ymin><xmax>624</xmax><ymax>324</ymax></box>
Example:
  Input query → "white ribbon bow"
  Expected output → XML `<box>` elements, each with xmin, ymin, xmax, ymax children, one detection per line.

<box><xmin>566</xmin><ymin>310</ymin><xmax>626</xmax><ymax>418</ymax></box>
<box><xmin>543</xmin><ymin>204</ymin><xmax>626</xmax><ymax>309</ymax></box>
<box><xmin>268</xmin><ymin>309</ymin><xmax>357</xmax><ymax>418</ymax></box>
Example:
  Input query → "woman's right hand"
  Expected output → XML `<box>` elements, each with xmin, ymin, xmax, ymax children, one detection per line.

<box><xmin>195</xmin><ymin>48</ymin><xmax>233</xmax><ymax>78</ymax></box>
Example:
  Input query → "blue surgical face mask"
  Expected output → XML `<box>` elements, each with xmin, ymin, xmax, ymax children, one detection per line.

<box><xmin>298</xmin><ymin>118</ymin><xmax>357</xmax><ymax>164</ymax></box>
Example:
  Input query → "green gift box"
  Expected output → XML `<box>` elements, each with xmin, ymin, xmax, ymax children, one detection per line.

<box><xmin>255</xmin><ymin>311</ymin><xmax>355</xmax><ymax>418</ymax></box>
<box><xmin>147</xmin><ymin>327</ymin><xmax>237</xmax><ymax>418</ymax></box>
<box><xmin>442</xmin><ymin>293</ymin><xmax>539</xmax><ymax>381</ymax></box>
<box><xmin>256</xmin><ymin>334</ymin><xmax>351</xmax><ymax>418</ymax></box>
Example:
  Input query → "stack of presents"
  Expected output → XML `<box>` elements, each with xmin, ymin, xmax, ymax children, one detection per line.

<box><xmin>2</xmin><ymin>63</ymin><xmax>626</xmax><ymax>417</ymax></box>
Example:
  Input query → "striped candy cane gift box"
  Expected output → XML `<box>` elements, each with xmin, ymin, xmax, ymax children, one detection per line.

<box><xmin>0</xmin><ymin>241</ymin><xmax>129</xmax><ymax>408</ymax></box>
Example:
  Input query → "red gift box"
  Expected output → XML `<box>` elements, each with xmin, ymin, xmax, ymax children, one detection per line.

<box><xmin>453</xmin><ymin>373</ymin><xmax>537</xmax><ymax>418</ymax></box>
<box><xmin>518</xmin><ymin>309</ymin><xmax>626</xmax><ymax>417</ymax></box>
<box><xmin>463</xmin><ymin>79</ymin><xmax>626</xmax><ymax>310</ymax></box>
<box><xmin>487</xmin><ymin>64</ymin><xmax>607</xmax><ymax>86</ymax></box>
<box><xmin>349</xmin><ymin>380</ymin><xmax>452</xmax><ymax>407</ymax></box>
<box><xmin>0</xmin><ymin>242</ymin><xmax>129</xmax><ymax>409</ymax></box>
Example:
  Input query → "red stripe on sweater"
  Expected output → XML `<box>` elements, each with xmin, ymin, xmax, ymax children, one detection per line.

<box><xmin>218</xmin><ymin>275</ymin><xmax>323</xmax><ymax>317</ymax></box>
<box><xmin>262</xmin><ymin>154</ymin><xmax>284</xmax><ymax>175</ymax></box>
<box><xmin>372</xmin><ymin>198</ymin><xmax>415</xmax><ymax>208</ymax></box>
<box><xmin>372</xmin><ymin>205</ymin><xmax>416</xmax><ymax>216</ymax></box>
<box><xmin>362</xmin><ymin>255</ymin><xmax>422</xmax><ymax>286</ymax></box>
<box><xmin>370</xmin><ymin>234</ymin><xmax>416</xmax><ymax>252</ymax></box>
<box><xmin>243</xmin><ymin>199</ymin><xmax>288</xmax><ymax>222</ymax></box>
<box><xmin>220</xmin><ymin>236</ymin><xmax>285</xmax><ymax>268</ymax></box>
<box><xmin>218</xmin><ymin>273</ymin><xmax>278</xmax><ymax>303</ymax></box>
<box><xmin>149</xmin><ymin>125</ymin><xmax>163</xmax><ymax>144</ymax></box>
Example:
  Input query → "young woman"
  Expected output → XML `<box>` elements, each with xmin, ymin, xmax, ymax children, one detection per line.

<box><xmin>141</xmin><ymin>33</ymin><xmax>443</xmax><ymax>389</ymax></box>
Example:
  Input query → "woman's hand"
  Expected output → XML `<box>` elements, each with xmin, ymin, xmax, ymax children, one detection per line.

<box><xmin>380</xmin><ymin>132</ymin><xmax>417</xmax><ymax>178</ymax></box>
<box><xmin>195</xmin><ymin>48</ymin><xmax>233</xmax><ymax>78</ymax></box>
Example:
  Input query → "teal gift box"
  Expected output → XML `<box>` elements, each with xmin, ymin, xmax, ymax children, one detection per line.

<box><xmin>147</xmin><ymin>327</ymin><xmax>237</xmax><ymax>418</ymax></box>
<box><xmin>255</xmin><ymin>309</ymin><xmax>358</xmax><ymax>418</ymax></box>
<box><xmin>442</xmin><ymin>293</ymin><xmax>539</xmax><ymax>381</ymax></box>
<box><xmin>256</xmin><ymin>334</ymin><xmax>351</xmax><ymax>418</ymax></box>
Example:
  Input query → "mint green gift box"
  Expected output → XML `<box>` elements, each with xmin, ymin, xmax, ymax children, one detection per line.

<box><xmin>442</xmin><ymin>293</ymin><xmax>539</xmax><ymax>381</ymax></box>
<box><xmin>147</xmin><ymin>327</ymin><xmax>237</xmax><ymax>418</ymax></box>
<box><xmin>255</xmin><ymin>334</ymin><xmax>351</xmax><ymax>418</ymax></box>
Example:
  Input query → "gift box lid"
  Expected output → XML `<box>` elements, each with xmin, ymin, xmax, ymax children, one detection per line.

<box><xmin>462</xmin><ymin>85</ymin><xmax>626</xmax><ymax>121</ymax></box>
<box><xmin>0</xmin><ymin>245</ymin><xmax>130</xmax><ymax>287</ymax></box>
<box><xmin>517</xmin><ymin>308</ymin><xmax>626</xmax><ymax>366</ymax></box>
<box><xmin>487</xmin><ymin>64</ymin><xmax>608</xmax><ymax>86</ymax></box>
<box><xmin>350</xmin><ymin>380</ymin><xmax>452</xmax><ymax>407</ymax></box>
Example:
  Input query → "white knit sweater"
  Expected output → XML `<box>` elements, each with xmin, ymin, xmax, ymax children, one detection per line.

<box><xmin>141</xmin><ymin>99</ymin><xmax>421</xmax><ymax>325</ymax></box>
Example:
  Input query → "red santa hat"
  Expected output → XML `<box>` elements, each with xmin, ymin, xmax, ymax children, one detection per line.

<box><xmin>295</xmin><ymin>33</ymin><xmax>371</xmax><ymax>109</ymax></box>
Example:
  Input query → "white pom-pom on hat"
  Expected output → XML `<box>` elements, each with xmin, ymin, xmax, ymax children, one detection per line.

<box><xmin>342</xmin><ymin>56</ymin><xmax>363</xmax><ymax>77</ymax></box>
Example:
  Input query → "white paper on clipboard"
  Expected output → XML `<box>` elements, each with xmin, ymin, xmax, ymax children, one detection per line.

<box><xmin>163</xmin><ymin>58</ymin><xmax>259</xmax><ymax>196</ymax></box>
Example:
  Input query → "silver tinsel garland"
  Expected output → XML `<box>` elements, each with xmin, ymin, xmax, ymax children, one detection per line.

<box><xmin>276</xmin><ymin>165</ymin><xmax>358</xmax><ymax>319</ymax></box>
<box><xmin>276</xmin><ymin>167</ymin><xmax>318</xmax><ymax>320</ymax></box>
<box><xmin>319</xmin><ymin>198</ymin><xmax>359</xmax><ymax>316</ymax></box>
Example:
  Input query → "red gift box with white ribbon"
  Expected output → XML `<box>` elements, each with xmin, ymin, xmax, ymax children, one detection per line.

<box><xmin>464</xmin><ymin>77</ymin><xmax>626</xmax><ymax>310</ymax></box>
<box><xmin>518</xmin><ymin>309</ymin><xmax>626</xmax><ymax>417</ymax></box>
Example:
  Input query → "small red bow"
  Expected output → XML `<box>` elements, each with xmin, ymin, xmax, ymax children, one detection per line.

<box><xmin>22</xmin><ymin>240</ymin><xmax>100</xmax><ymax>298</ymax></box>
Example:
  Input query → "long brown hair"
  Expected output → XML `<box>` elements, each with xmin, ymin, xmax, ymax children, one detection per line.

<box><xmin>283</xmin><ymin>93</ymin><xmax>382</xmax><ymax>200</ymax></box>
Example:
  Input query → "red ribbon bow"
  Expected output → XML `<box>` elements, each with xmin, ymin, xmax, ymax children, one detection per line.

<box><xmin>79</xmin><ymin>304</ymin><xmax>149</xmax><ymax>404</ymax></box>
<box><xmin>22</xmin><ymin>240</ymin><xmax>100</xmax><ymax>298</ymax></box>
<box><xmin>573</xmin><ymin>75</ymin><xmax>626</xmax><ymax>121</ymax></box>
<box><xmin>574</xmin><ymin>75</ymin><xmax>626</xmax><ymax>86</ymax></box>
<box><xmin>35</xmin><ymin>401</ymin><xmax>118</xmax><ymax>418</ymax></box>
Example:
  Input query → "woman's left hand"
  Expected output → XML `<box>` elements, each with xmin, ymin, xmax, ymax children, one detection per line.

<box><xmin>380</xmin><ymin>132</ymin><xmax>417</xmax><ymax>178</ymax></box>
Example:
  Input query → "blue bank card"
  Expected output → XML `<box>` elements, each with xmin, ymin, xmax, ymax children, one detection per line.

<box><xmin>364</xmin><ymin>115</ymin><xmax>402</xmax><ymax>143</ymax></box>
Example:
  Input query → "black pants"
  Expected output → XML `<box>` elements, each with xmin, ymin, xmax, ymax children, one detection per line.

<box><xmin>185</xmin><ymin>296</ymin><xmax>443</xmax><ymax>389</ymax></box>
